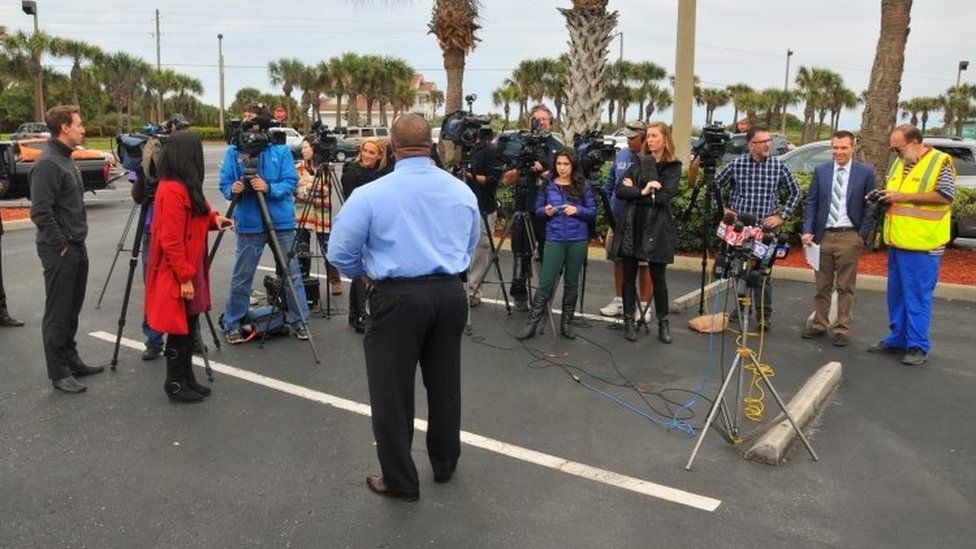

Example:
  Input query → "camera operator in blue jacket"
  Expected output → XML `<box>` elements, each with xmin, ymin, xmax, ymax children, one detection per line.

<box><xmin>218</xmin><ymin>103</ymin><xmax>308</xmax><ymax>344</ymax></box>
<box><xmin>516</xmin><ymin>148</ymin><xmax>596</xmax><ymax>341</ymax></box>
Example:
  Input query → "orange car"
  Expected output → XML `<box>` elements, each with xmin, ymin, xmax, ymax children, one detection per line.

<box><xmin>0</xmin><ymin>139</ymin><xmax>117</xmax><ymax>199</ymax></box>
<box><xmin>15</xmin><ymin>138</ymin><xmax>116</xmax><ymax>165</ymax></box>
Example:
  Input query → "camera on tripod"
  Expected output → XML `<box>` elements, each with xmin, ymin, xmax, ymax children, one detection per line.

<box><xmin>573</xmin><ymin>130</ymin><xmax>616</xmax><ymax>180</ymax></box>
<box><xmin>441</xmin><ymin>110</ymin><xmax>493</xmax><ymax>148</ymax></box>
<box><xmin>116</xmin><ymin>113</ymin><xmax>191</xmax><ymax>174</ymax></box>
<box><xmin>691</xmin><ymin>122</ymin><xmax>731</xmax><ymax>165</ymax></box>
<box><xmin>305</xmin><ymin>121</ymin><xmax>342</xmax><ymax>165</ymax></box>
<box><xmin>713</xmin><ymin>213</ymin><xmax>789</xmax><ymax>288</ymax></box>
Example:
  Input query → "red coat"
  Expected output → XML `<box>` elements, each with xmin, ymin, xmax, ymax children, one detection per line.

<box><xmin>145</xmin><ymin>179</ymin><xmax>219</xmax><ymax>335</ymax></box>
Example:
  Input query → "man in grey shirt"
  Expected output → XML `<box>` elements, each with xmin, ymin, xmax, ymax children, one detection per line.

<box><xmin>29</xmin><ymin>105</ymin><xmax>104</xmax><ymax>393</ymax></box>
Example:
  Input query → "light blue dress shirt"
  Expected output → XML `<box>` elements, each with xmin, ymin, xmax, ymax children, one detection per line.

<box><xmin>327</xmin><ymin>156</ymin><xmax>481</xmax><ymax>280</ymax></box>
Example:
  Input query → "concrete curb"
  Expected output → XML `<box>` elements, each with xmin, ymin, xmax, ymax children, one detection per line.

<box><xmin>744</xmin><ymin>361</ymin><xmax>842</xmax><ymax>466</ymax></box>
<box><xmin>0</xmin><ymin>217</ymin><xmax>34</xmax><ymax>232</ymax></box>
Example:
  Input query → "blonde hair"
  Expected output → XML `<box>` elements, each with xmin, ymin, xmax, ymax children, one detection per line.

<box><xmin>357</xmin><ymin>137</ymin><xmax>389</xmax><ymax>170</ymax></box>
<box><xmin>642</xmin><ymin>121</ymin><xmax>676</xmax><ymax>163</ymax></box>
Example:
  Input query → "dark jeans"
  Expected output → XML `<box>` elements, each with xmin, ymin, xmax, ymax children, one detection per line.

<box><xmin>38</xmin><ymin>242</ymin><xmax>89</xmax><ymax>380</ymax></box>
<box><xmin>295</xmin><ymin>229</ymin><xmax>340</xmax><ymax>282</ymax></box>
<box><xmin>622</xmin><ymin>258</ymin><xmax>669</xmax><ymax>319</ymax></box>
<box><xmin>363</xmin><ymin>276</ymin><xmax>467</xmax><ymax>495</ymax></box>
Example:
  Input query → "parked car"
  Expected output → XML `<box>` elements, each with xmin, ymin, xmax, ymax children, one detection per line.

<box><xmin>343</xmin><ymin>126</ymin><xmax>390</xmax><ymax>147</ymax></box>
<box><xmin>0</xmin><ymin>139</ymin><xmax>115</xmax><ymax>200</ymax></box>
<box><xmin>781</xmin><ymin>137</ymin><xmax>976</xmax><ymax>243</ymax></box>
<box><xmin>720</xmin><ymin>132</ymin><xmax>791</xmax><ymax>164</ymax></box>
<box><xmin>269</xmin><ymin>127</ymin><xmax>303</xmax><ymax>158</ymax></box>
<box><xmin>9</xmin><ymin>122</ymin><xmax>50</xmax><ymax>141</ymax></box>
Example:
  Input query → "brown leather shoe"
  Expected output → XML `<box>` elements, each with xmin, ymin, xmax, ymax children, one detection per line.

<box><xmin>832</xmin><ymin>333</ymin><xmax>852</xmax><ymax>347</ymax></box>
<box><xmin>802</xmin><ymin>327</ymin><xmax>826</xmax><ymax>339</ymax></box>
<box><xmin>365</xmin><ymin>475</ymin><xmax>419</xmax><ymax>502</ymax></box>
<box><xmin>0</xmin><ymin>315</ymin><xmax>24</xmax><ymax>327</ymax></box>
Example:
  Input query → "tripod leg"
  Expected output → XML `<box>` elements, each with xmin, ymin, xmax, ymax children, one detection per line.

<box><xmin>475</xmin><ymin>215</ymin><xmax>517</xmax><ymax>315</ymax></box>
<box><xmin>195</xmin><ymin>321</ymin><xmax>215</xmax><ymax>381</ymax></box>
<box><xmin>578</xmin><ymin>256</ymin><xmax>588</xmax><ymax>318</ymax></box>
<box><xmin>110</xmin><ymin>203</ymin><xmax>149</xmax><ymax>368</ymax></box>
<box><xmin>203</xmin><ymin>311</ymin><xmax>221</xmax><ymax>349</ymax></box>
<box><xmin>685</xmin><ymin>353</ymin><xmax>743</xmax><ymax>471</ymax></box>
<box><xmin>749</xmin><ymin>356</ymin><xmax>820</xmax><ymax>461</ymax></box>
<box><xmin>208</xmin><ymin>197</ymin><xmax>239</xmax><ymax>267</ymax></box>
<box><xmin>97</xmin><ymin>203</ymin><xmax>139</xmax><ymax>309</ymax></box>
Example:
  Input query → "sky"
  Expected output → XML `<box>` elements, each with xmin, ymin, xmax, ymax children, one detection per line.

<box><xmin>2</xmin><ymin>0</ymin><xmax>972</xmax><ymax>132</ymax></box>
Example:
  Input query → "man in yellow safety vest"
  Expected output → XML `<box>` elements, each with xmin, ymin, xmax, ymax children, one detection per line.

<box><xmin>868</xmin><ymin>125</ymin><xmax>956</xmax><ymax>366</ymax></box>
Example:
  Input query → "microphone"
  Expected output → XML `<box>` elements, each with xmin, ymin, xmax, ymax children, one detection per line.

<box><xmin>639</xmin><ymin>155</ymin><xmax>659</xmax><ymax>199</ymax></box>
<box><xmin>739</xmin><ymin>212</ymin><xmax>757</xmax><ymax>227</ymax></box>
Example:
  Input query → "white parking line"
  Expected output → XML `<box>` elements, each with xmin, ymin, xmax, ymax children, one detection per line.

<box><xmin>89</xmin><ymin>330</ymin><xmax>721</xmax><ymax>512</ymax></box>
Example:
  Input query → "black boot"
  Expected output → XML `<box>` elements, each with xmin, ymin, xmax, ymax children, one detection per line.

<box><xmin>623</xmin><ymin>315</ymin><xmax>638</xmax><ymax>342</ymax></box>
<box><xmin>183</xmin><ymin>360</ymin><xmax>211</xmax><ymax>396</ymax></box>
<box><xmin>658</xmin><ymin>316</ymin><xmax>673</xmax><ymax>344</ymax></box>
<box><xmin>164</xmin><ymin>349</ymin><xmax>203</xmax><ymax>402</ymax></box>
<box><xmin>560</xmin><ymin>296</ymin><xmax>576</xmax><ymax>339</ymax></box>
<box><xmin>517</xmin><ymin>294</ymin><xmax>547</xmax><ymax>340</ymax></box>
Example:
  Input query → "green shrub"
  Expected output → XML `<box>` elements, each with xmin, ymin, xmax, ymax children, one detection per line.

<box><xmin>951</xmin><ymin>187</ymin><xmax>976</xmax><ymax>218</ymax></box>
<box><xmin>190</xmin><ymin>127</ymin><xmax>227</xmax><ymax>141</ymax></box>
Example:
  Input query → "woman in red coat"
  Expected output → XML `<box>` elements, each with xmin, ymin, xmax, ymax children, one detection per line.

<box><xmin>145</xmin><ymin>131</ymin><xmax>233</xmax><ymax>402</ymax></box>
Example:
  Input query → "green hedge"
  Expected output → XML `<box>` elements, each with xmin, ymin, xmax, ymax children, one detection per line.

<box><xmin>190</xmin><ymin>127</ymin><xmax>227</xmax><ymax>141</ymax></box>
<box><xmin>495</xmin><ymin>167</ymin><xmax>813</xmax><ymax>252</ymax></box>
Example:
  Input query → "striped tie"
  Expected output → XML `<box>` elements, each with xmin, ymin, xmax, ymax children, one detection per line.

<box><xmin>827</xmin><ymin>167</ymin><xmax>845</xmax><ymax>227</ymax></box>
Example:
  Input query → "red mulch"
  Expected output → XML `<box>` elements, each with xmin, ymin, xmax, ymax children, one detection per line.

<box><xmin>0</xmin><ymin>208</ymin><xmax>30</xmax><ymax>223</ymax></box>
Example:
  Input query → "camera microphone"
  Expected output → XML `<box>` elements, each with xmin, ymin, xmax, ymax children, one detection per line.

<box><xmin>639</xmin><ymin>155</ymin><xmax>659</xmax><ymax>199</ymax></box>
<box><xmin>739</xmin><ymin>212</ymin><xmax>758</xmax><ymax>227</ymax></box>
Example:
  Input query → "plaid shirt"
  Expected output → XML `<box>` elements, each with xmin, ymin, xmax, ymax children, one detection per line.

<box><xmin>715</xmin><ymin>154</ymin><xmax>801</xmax><ymax>220</ymax></box>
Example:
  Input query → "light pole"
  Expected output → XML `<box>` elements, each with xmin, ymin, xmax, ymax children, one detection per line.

<box><xmin>780</xmin><ymin>49</ymin><xmax>793</xmax><ymax>136</ymax></box>
<box><xmin>957</xmin><ymin>60</ymin><xmax>969</xmax><ymax>88</ymax></box>
<box><xmin>672</xmin><ymin>0</ymin><xmax>696</xmax><ymax>164</ymax></box>
<box><xmin>22</xmin><ymin>0</ymin><xmax>43</xmax><ymax>121</ymax></box>
<box><xmin>218</xmin><ymin>34</ymin><xmax>225</xmax><ymax>132</ymax></box>
<box><xmin>611</xmin><ymin>31</ymin><xmax>623</xmax><ymax>64</ymax></box>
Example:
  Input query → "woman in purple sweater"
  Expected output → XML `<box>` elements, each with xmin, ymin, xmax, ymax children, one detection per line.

<box><xmin>517</xmin><ymin>148</ymin><xmax>596</xmax><ymax>340</ymax></box>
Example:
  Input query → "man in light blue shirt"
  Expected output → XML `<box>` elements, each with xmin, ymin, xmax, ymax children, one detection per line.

<box><xmin>328</xmin><ymin>114</ymin><xmax>479</xmax><ymax>502</ymax></box>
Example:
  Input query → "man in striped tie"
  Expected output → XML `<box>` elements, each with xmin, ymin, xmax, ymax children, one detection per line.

<box><xmin>801</xmin><ymin>130</ymin><xmax>877</xmax><ymax>346</ymax></box>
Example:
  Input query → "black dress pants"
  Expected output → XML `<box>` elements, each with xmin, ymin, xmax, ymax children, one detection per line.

<box><xmin>37</xmin><ymin>242</ymin><xmax>89</xmax><ymax>380</ymax></box>
<box><xmin>622</xmin><ymin>258</ymin><xmax>669</xmax><ymax>319</ymax></box>
<box><xmin>363</xmin><ymin>275</ymin><xmax>467</xmax><ymax>495</ymax></box>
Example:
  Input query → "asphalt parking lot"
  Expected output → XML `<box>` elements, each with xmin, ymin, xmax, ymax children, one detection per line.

<box><xmin>1</xmin><ymin>145</ymin><xmax>974</xmax><ymax>548</ymax></box>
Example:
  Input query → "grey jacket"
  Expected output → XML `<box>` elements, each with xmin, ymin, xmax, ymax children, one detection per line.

<box><xmin>29</xmin><ymin>139</ymin><xmax>88</xmax><ymax>248</ymax></box>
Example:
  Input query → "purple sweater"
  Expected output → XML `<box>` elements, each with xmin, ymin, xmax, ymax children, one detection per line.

<box><xmin>534</xmin><ymin>178</ymin><xmax>597</xmax><ymax>242</ymax></box>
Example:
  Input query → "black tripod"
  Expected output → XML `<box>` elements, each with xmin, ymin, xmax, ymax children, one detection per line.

<box><xmin>209</xmin><ymin>155</ymin><xmax>321</xmax><ymax>364</ymax></box>
<box><xmin>294</xmin><ymin>162</ymin><xmax>345</xmax><ymax>319</ymax></box>
<box><xmin>677</xmin><ymin>156</ymin><xmax>724</xmax><ymax>317</ymax></box>
<box><xmin>106</xmin><ymin>186</ymin><xmax>216</xmax><ymax>380</ymax></box>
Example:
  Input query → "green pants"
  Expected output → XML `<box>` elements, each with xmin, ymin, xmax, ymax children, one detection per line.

<box><xmin>536</xmin><ymin>240</ymin><xmax>588</xmax><ymax>303</ymax></box>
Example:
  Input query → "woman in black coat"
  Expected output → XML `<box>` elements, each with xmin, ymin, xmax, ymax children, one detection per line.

<box><xmin>610</xmin><ymin>121</ymin><xmax>682</xmax><ymax>342</ymax></box>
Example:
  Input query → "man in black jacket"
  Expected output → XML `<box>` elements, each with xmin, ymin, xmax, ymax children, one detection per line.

<box><xmin>0</xmin><ymin>166</ymin><xmax>24</xmax><ymax>328</ymax></box>
<box><xmin>29</xmin><ymin>105</ymin><xmax>104</xmax><ymax>394</ymax></box>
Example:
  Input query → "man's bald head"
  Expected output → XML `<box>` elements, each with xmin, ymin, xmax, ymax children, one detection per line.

<box><xmin>390</xmin><ymin>114</ymin><xmax>432</xmax><ymax>159</ymax></box>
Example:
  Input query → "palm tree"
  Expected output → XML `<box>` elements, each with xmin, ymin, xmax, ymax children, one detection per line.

<box><xmin>914</xmin><ymin>96</ymin><xmax>941</xmax><ymax>133</ymax></box>
<box><xmin>391</xmin><ymin>80</ymin><xmax>418</xmax><ymax>118</ymax></box>
<box><xmin>429</xmin><ymin>89</ymin><xmax>445</xmax><ymax>117</ymax></box>
<box><xmin>328</xmin><ymin>55</ymin><xmax>353</xmax><ymax>128</ymax></box>
<box><xmin>170</xmin><ymin>73</ymin><xmax>204</xmax><ymax>119</ymax></box>
<box><xmin>6</xmin><ymin>29</ymin><xmax>56</xmax><ymax>121</ymax></box>
<box><xmin>544</xmin><ymin>55</ymin><xmax>570</xmax><ymax>124</ymax></box>
<box><xmin>795</xmin><ymin>66</ymin><xmax>832</xmax><ymax>143</ymax></box>
<box><xmin>96</xmin><ymin>51</ymin><xmax>151</xmax><ymax>132</ymax></box>
<box><xmin>378</xmin><ymin>56</ymin><xmax>415</xmax><ymax>126</ymax></box>
<box><xmin>760</xmin><ymin>88</ymin><xmax>795</xmax><ymax>130</ymax></box>
<box><xmin>696</xmin><ymin>88</ymin><xmax>730</xmax><ymax>125</ymax></box>
<box><xmin>643</xmin><ymin>84</ymin><xmax>672</xmax><ymax>121</ymax></box>
<box><xmin>630</xmin><ymin>60</ymin><xmax>666</xmax><ymax>124</ymax></box>
<box><xmin>492</xmin><ymin>84</ymin><xmax>519</xmax><ymax>126</ymax></box>
<box><xmin>726</xmin><ymin>83</ymin><xmax>755</xmax><ymax>130</ymax></box>
<box><xmin>560</xmin><ymin>0</ymin><xmax>619</xmax><ymax>139</ymax></box>
<box><xmin>814</xmin><ymin>70</ymin><xmax>843</xmax><ymax>139</ymax></box>
<box><xmin>338</xmin><ymin>53</ymin><xmax>368</xmax><ymax>127</ymax></box>
<box><xmin>296</xmin><ymin>64</ymin><xmax>326</xmax><ymax>130</ymax></box>
<box><xmin>428</xmin><ymin>0</ymin><xmax>481</xmax><ymax>115</ymax></box>
<box><xmin>268</xmin><ymin>58</ymin><xmax>305</xmax><ymax>120</ymax></box>
<box><xmin>938</xmin><ymin>84</ymin><xmax>976</xmax><ymax>136</ymax></box>
<box><xmin>49</xmin><ymin>38</ymin><xmax>102</xmax><ymax>108</ymax></box>
<box><xmin>859</xmin><ymin>0</ymin><xmax>913</xmax><ymax>179</ymax></box>
<box><xmin>607</xmin><ymin>59</ymin><xmax>637</xmax><ymax>126</ymax></box>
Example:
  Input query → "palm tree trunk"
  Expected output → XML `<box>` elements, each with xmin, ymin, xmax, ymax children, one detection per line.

<box><xmin>334</xmin><ymin>94</ymin><xmax>343</xmax><ymax>127</ymax></box>
<box><xmin>442</xmin><ymin>46</ymin><xmax>465</xmax><ymax>116</ymax></box>
<box><xmin>920</xmin><ymin>111</ymin><xmax>928</xmax><ymax>133</ymax></box>
<box><xmin>731</xmin><ymin>106</ymin><xmax>739</xmax><ymax>128</ymax></box>
<box><xmin>504</xmin><ymin>104</ymin><xmax>510</xmax><ymax>125</ymax></box>
<box><xmin>858</xmin><ymin>0</ymin><xmax>913</xmax><ymax>181</ymax></box>
<box><xmin>32</xmin><ymin>60</ymin><xmax>45</xmax><ymax>122</ymax></box>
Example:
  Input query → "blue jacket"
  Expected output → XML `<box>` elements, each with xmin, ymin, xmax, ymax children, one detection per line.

<box><xmin>602</xmin><ymin>147</ymin><xmax>635</xmax><ymax>217</ymax></box>
<box><xmin>802</xmin><ymin>160</ymin><xmax>877</xmax><ymax>244</ymax></box>
<box><xmin>534</xmin><ymin>177</ymin><xmax>597</xmax><ymax>243</ymax></box>
<box><xmin>219</xmin><ymin>144</ymin><xmax>299</xmax><ymax>233</ymax></box>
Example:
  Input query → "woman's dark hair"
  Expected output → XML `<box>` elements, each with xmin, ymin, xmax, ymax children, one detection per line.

<box><xmin>159</xmin><ymin>130</ymin><xmax>209</xmax><ymax>216</ymax></box>
<box><xmin>552</xmin><ymin>147</ymin><xmax>587</xmax><ymax>202</ymax></box>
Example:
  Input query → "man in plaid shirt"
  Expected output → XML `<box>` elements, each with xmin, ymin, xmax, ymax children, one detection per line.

<box><xmin>715</xmin><ymin>126</ymin><xmax>800</xmax><ymax>328</ymax></box>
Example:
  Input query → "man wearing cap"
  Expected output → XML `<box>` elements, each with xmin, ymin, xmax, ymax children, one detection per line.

<box><xmin>599</xmin><ymin>120</ymin><xmax>653</xmax><ymax>320</ymax></box>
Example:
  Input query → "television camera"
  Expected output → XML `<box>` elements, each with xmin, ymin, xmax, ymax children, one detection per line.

<box><xmin>573</xmin><ymin>130</ymin><xmax>617</xmax><ymax>180</ymax></box>
<box><xmin>306</xmin><ymin>121</ymin><xmax>343</xmax><ymax>164</ymax></box>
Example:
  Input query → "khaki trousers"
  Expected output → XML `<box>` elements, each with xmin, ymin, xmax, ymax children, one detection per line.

<box><xmin>812</xmin><ymin>229</ymin><xmax>863</xmax><ymax>334</ymax></box>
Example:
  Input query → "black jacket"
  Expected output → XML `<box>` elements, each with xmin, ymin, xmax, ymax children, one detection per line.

<box><xmin>29</xmin><ymin>139</ymin><xmax>88</xmax><ymax>248</ymax></box>
<box><xmin>610</xmin><ymin>156</ymin><xmax>682</xmax><ymax>264</ymax></box>
<box><xmin>340</xmin><ymin>161</ymin><xmax>392</xmax><ymax>201</ymax></box>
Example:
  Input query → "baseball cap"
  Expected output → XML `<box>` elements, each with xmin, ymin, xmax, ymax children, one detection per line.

<box><xmin>621</xmin><ymin>120</ymin><xmax>647</xmax><ymax>138</ymax></box>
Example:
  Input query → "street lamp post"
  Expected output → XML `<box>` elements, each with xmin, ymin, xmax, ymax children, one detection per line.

<box><xmin>218</xmin><ymin>34</ymin><xmax>225</xmax><ymax>132</ymax></box>
<box><xmin>780</xmin><ymin>49</ymin><xmax>793</xmax><ymax>136</ymax></box>
<box><xmin>957</xmin><ymin>60</ymin><xmax>969</xmax><ymax>88</ymax></box>
<box><xmin>612</xmin><ymin>31</ymin><xmax>623</xmax><ymax>64</ymax></box>
<box><xmin>22</xmin><ymin>0</ymin><xmax>43</xmax><ymax>121</ymax></box>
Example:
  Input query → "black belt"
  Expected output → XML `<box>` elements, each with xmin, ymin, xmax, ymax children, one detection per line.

<box><xmin>824</xmin><ymin>227</ymin><xmax>855</xmax><ymax>233</ymax></box>
<box><xmin>376</xmin><ymin>273</ymin><xmax>461</xmax><ymax>286</ymax></box>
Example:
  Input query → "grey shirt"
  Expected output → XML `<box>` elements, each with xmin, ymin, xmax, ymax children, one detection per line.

<box><xmin>29</xmin><ymin>138</ymin><xmax>88</xmax><ymax>248</ymax></box>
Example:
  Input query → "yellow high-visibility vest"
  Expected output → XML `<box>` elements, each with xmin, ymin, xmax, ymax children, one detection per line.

<box><xmin>883</xmin><ymin>148</ymin><xmax>955</xmax><ymax>251</ymax></box>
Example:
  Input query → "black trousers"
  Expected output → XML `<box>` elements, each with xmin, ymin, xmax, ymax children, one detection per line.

<box><xmin>622</xmin><ymin>258</ymin><xmax>669</xmax><ymax>319</ymax></box>
<box><xmin>0</xmin><ymin>233</ymin><xmax>8</xmax><ymax>317</ymax></box>
<box><xmin>510</xmin><ymin>214</ymin><xmax>535</xmax><ymax>302</ymax></box>
<box><xmin>38</xmin><ymin>242</ymin><xmax>89</xmax><ymax>380</ymax></box>
<box><xmin>363</xmin><ymin>275</ymin><xmax>467</xmax><ymax>494</ymax></box>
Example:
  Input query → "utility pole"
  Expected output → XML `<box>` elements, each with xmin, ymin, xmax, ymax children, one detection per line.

<box><xmin>957</xmin><ymin>60</ymin><xmax>969</xmax><ymax>88</ymax></box>
<box><xmin>780</xmin><ymin>49</ymin><xmax>793</xmax><ymax>136</ymax></box>
<box><xmin>672</xmin><ymin>0</ymin><xmax>696</xmax><ymax>165</ymax></box>
<box><xmin>618</xmin><ymin>32</ymin><xmax>623</xmax><ymax>64</ymax></box>
<box><xmin>155</xmin><ymin>9</ymin><xmax>163</xmax><ymax>122</ymax></box>
<box><xmin>218</xmin><ymin>34</ymin><xmax>225</xmax><ymax>132</ymax></box>
<box><xmin>22</xmin><ymin>1</ymin><xmax>43</xmax><ymax>121</ymax></box>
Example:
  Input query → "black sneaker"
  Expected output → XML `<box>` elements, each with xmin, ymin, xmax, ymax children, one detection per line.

<box><xmin>867</xmin><ymin>341</ymin><xmax>901</xmax><ymax>354</ymax></box>
<box><xmin>141</xmin><ymin>344</ymin><xmax>164</xmax><ymax>361</ymax></box>
<box><xmin>901</xmin><ymin>347</ymin><xmax>927</xmax><ymax>366</ymax></box>
<box><xmin>225</xmin><ymin>329</ymin><xmax>245</xmax><ymax>345</ymax></box>
<box><xmin>293</xmin><ymin>325</ymin><xmax>310</xmax><ymax>340</ymax></box>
